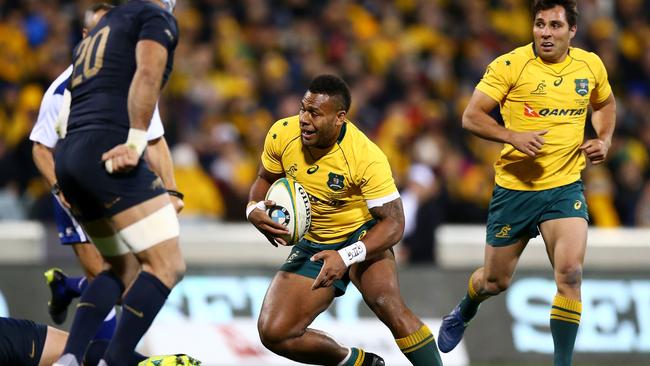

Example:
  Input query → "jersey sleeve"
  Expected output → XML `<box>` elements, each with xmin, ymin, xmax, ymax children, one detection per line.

<box><xmin>138</xmin><ymin>7</ymin><xmax>178</xmax><ymax>51</ymax></box>
<box><xmin>359</xmin><ymin>146</ymin><xmax>399</xmax><ymax>208</ymax></box>
<box><xmin>475</xmin><ymin>54</ymin><xmax>516</xmax><ymax>103</ymax></box>
<box><xmin>29</xmin><ymin>84</ymin><xmax>65</xmax><ymax>148</ymax></box>
<box><xmin>589</xmin><ymin>53</ymin><xmax>612</xmax><ymax>105</ymax></box>
<box><xmin>145</xmin><ymin>102</ymin><xmax>164</xmax><ymax>141</ymax></box>
<box><xmin>260</xmin><ymin>121</ymin><xmax>285</xmax><ymax>174</ymax></box>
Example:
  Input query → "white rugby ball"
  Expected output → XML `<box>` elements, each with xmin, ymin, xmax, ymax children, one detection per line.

<box><xmin>265</xmin><ymin>178</ymin><xmax>311</xmax><ymax>245</ymax></box>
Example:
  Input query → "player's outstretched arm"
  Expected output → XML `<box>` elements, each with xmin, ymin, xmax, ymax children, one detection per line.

<box><xmin>581</xmin><ymin>93</ymin><xmax>616</xmax><ymax>165</ymax></box>
<box><xmin>463</xmin><ymin>89</ymin><xmax>547</xmax><ymax>157</ymax></box>
<box><xmin>247</xmin><ymin>165</ymin><xmax>290</xmax><ymax>246</ymax></box>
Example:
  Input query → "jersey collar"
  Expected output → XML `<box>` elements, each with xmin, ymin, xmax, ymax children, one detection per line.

<box><xmin>337</xmin><ymin>122</ymin><xmax>347</xmax><ymax>144</ymax></box>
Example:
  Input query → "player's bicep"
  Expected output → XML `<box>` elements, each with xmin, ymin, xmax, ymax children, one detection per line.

<box><xmin>260</xmin><ymin>124</ymin><xmax>285</xmax><ymax>174</ymax></box>
<box><xmin>369</xmin><ymin>198</ymin><xmax>404</xmax><ymax>226</ymax></box>
<box><xmin>258</xmin><ymin>165</ymin><xmax>284</xmax><ymax>185</ymax></box>
<box><xmin>135</xmin><ymin>40</ymin><xmax>167</xmax><ymax>79</ymax></box>
<box><xmin>466</xmin><ymin>89</ymin><xmax>500</xmax><ymax>115</ymax></box>
<box><xmin>591</xmin><ymin>92</ymin><xmax>615</xmax><ymax>112</ymax></box>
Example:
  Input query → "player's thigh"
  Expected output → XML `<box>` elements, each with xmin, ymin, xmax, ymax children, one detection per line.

<box><xmin>71</xmin><ymin>243</ymin><xmax>105</xmax><ymax>278</ymax></box>
<box><xmin>538</xmin><ymin>181</ymin><xmax>589</xmax><ymax>269</ymax></box>
<box><xmin>349</xmin><ymin>249</ymin><xmax>403</xmax><ymax>304</ymax></box>
<box><xmin>259</xmin><ymin>271</ymin><xmax>335</xmax><ymax>339</ymax></box>
<box><xmin>539</xmin><ymin>217</ymin><xmax>587</xmax><ymax>270</ymax></box>
<box><xmin>39</xmin><ymin>326</ymin><xmax>67</xmax><ymax>366</ymax></box>
<box><xmin>81</xmin><ymin>218</ymin><xmax>140</xmax><ymax>284</ymax></box>
<box><xmin>482</xmin><ymin>238</ymin><xmax>528</xmax><ymax>281</ymax></box>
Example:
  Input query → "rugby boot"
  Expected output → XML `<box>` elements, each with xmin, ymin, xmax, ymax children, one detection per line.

<box><xmin>438</xmin><ymin>304</ymin><xmax>469</xmax><ymax>353</ymax></box>
<box><xmin>362</xmin><ymin>352</ymin><xmax>385</xmax><ymax>366</ymax></box>
<box><xmin>138</xmin><ymin>354</ymin><xmax>202</xmax><ymax>366</ymax></box>
<box><xmin>44</xmin><ymin>268</ymin><xmax>74</xmax><ymax>324</ymax></box>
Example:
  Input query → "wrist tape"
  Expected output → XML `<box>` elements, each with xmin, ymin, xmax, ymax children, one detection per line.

<box><xmin>338</xmin><ymin>241</ymin><xmax>367</xmax><ymax>267</ymax></box>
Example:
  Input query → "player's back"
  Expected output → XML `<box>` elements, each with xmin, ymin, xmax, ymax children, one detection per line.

<box><xmin>67</xmin><ymin>0</ymin><xmax>178</xmax><ymax>135</ymax></box>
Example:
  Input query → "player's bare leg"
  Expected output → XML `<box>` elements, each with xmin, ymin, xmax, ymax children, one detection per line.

<box><xmin>438</xmin><ymin>238</ymin><xmax>527</xmax><ymax>353</ymax></box>
<box><xmin>72</xmin><ymin>242</ymin><xmax>105</xmax><ymax>279</ymax></box>
<box><xmin>351</xmin><ymin>250</ymin><xmax>441</xmax><ymax>365</ymax></box>
<box><xmin>39</xmin><ymin>326</ymin><xmax>68</xmax><ymax>366</ymax></box>
<box><xmin>540</xmin><ymin>217</ymin><xmax>587</xmax><ymax>366</ymax></box>
<box><xmin>100</xmin><ymin>194</ymin><xmax>184</xmax><ymax>365</ymax></box>
<box><xmin>257</xmin><ymin>271</ymin><xmax>347</xmax><ymax>365</ymax></box>
<box><xmin>55</xmin><ymin>194</ymin><xmax>183</xmax><ymax>366</ymax></box>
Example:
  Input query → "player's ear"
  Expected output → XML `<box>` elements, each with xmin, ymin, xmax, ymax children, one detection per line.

<box><xmin>336</xmin><ymin>110</ymin><xmax>346</xmax><ymax>125</ymax></box>
<box><xmin>569</xmin><ymin>25</ymin><xmax>577</xmax><ymax>40</ymax></box>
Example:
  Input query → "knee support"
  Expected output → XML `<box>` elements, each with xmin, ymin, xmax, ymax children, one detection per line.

<box><xmin>118</xmin><ymin>204</ymin><xmax>179</xmax><ymax>253</ymax></box>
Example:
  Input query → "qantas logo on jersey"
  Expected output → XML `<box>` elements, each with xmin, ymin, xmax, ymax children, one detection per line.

<box><xmin>524</xmin><ymin>103</ymin><xmax>540</xmax><ymax>117</ymax></box>
<box><xmin>524</xmin><ymin>103</ymin><xmax>586</xmax><ymax>118</ymax></box>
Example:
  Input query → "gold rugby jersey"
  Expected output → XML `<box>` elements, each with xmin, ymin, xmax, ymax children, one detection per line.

<box><xmin>476</xmin><ymin>43</ymin><xmax>612</xmax><ymax>190</ymax></box>
<box><xmin>261</xmin><ymin>116</ymin><xmax>399</xmax><ymax>244</ymax></box>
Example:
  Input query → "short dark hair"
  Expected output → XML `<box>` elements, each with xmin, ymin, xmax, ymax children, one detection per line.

<box><xmin>84</xmin><ymin>3</ymin><xmax>114</xmax><ymax>29</ymax></box>
<box><xmin>88</xmin><ymin>2</ymin><xmax>114</xmax><ymax>14</ymax></box>
<box><xmin>533</xmin><ymin>0</ymin><xmax>578</xmax><ymax>28</ymax></box>
<box><xmin>308</xmin><ymin>74</ymin><xmax>351</xmax><ymax>113</ymax></box>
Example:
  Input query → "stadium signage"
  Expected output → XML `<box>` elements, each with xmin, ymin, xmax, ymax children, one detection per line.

<box><xmin>157</xmin><ymin>276</ymin><xmax>365</xmax><ymax>322</ymax></box>
<box><xmin>507</xmin><ymin>278</ymin><xmax>650</xmax><ymax>353</ymax></box>
<box><xmin>0</xmin><ymin>290</ymin><xmax>7</xmax><ymax>317</ymax></box>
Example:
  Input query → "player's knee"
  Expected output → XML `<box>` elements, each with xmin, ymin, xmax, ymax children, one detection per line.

<box><xmin>257</xmin><ymin>318</ymin><xmax>297</xmax><ymax>353</ymax></box>
<box><xmin>150</xmin><ymin>255</ymin><xmax>186</xmax><ymax>287</ymax></box>
<box><xmin>365</xmin><ymin>294</ymin><xmax>405</xmax><ymax>321</ymax></box>
<box><xmin>484</xmin><ymin>276</ymin><xmax>511</xmax><ymax>295</ymax></box>
<box><xmin>171</xmin><ymin>256</ymin><xmax>186</xmax><ymax>284</ymax></box>
<box><xmin>555</xmin><ymin>264</ymin><xmax>583</xmax><ymax>289</ymax></box>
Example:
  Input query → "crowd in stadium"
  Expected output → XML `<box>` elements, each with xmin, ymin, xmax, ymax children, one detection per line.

<box><xmin>0</xmin><ymin>0</ymin><xmax>649</xmax><ymax>260</ymax></box>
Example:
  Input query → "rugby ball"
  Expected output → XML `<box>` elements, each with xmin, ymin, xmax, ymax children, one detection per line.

<box><xmin>265</xmin><ymin>178</ymin><xmax>311</xmax><ymax>245</ymax></box>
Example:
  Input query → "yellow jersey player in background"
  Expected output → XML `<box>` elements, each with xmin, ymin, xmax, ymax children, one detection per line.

<box><xmin>246</xmin><ymin>74</ymin><xmax>442</xmax><ymax>366</ymax></box>
<box><xmin>437</xmin><ymin>1</ymin><xmax>616</xmax><ymax>366</ymax></box>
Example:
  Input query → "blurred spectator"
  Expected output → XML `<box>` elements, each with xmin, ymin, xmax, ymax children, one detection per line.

<box><xmin>172</xmin><ymin>143</ymin><xmax>225</xmax><ymax>221</ymax></box>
